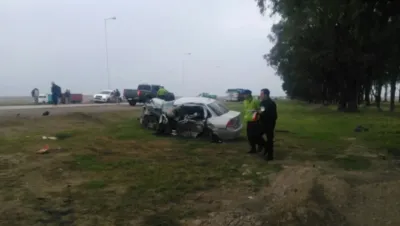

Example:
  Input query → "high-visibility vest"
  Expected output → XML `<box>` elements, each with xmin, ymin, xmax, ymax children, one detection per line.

<box><xmin>243</xmin><ymin>98</ymin><xmax>260</xmax><ymax>122</ymax></box>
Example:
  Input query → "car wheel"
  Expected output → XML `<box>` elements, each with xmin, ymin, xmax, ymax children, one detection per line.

<box><xmin>129</xmin><ymin>101</ymin><xmax>137</xmax><ymax>106</ymax></box>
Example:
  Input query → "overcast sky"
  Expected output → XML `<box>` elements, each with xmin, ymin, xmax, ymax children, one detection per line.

<box><xmin>0</xmin><ymin>0</ymin><xmax>283</xmax><ymax>97</ymax></box>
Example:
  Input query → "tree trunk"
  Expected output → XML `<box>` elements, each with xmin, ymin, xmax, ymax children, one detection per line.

<box><xmin>398</xmin><ymin>87</ymin><xmax>400</xmax><ymax>103</ymax></box>
<box><xmin>346</xmin><ymin>86</ymin><xmax>359</xmax><ymax>112</ymax></box>
<box><xmin>375</xmin><ymin>83</ymin><xmax>382</xmax><ymax>110</ymax></box>
<box><xmin>384</xmin><ymin>84</ymin><xmax>388</xmax><ymax>102</ymax></box>
<box><xmin>358</xmin><ymin>87</ymin><xmax>364</xmax><ymax>105</ymax></box>
<box><xmin>364</xmin><ymin>82</ymin><xmax>371</xmax><ymax>106</ymax></box>
<box><xmin>337</xmin><ymin>89</ymin><xmax>347</xmax><ymax>111</ymax></box>
<box><xmin>390</xmin><ymin>76</ymin><xmax>397</xmax><ymax>112</ymax></box>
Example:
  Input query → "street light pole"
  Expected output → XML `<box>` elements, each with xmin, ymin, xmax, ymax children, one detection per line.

<box><xmin>104</xmin><ymin>16</ymin><xmax>116</xmax><ymax>89</ymax></box>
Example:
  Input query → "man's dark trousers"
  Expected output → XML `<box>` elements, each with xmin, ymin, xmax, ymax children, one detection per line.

<box><xmin>247</xmin><ymin>121</ymin><xmax>265</xmax><ymax>152</ymax></box>
<box><xmin>52</xmin><ymin>94</ymin><xmax>58</xmax><ymax>105</ymax></box>
<box><xmin>263</xmin><ymin>121</ymin><xmax>276</xmax><ymax>159</ymax></box>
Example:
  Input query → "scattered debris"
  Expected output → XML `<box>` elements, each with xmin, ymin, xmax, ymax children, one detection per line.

<box><xmin>36</xmin><ymin>145</ymin><xmax>64</xmax><ymax>154</ymax></box>
<box><xmin>37</xmin><ymin>145</ymin><xmax>49</xmax><ymax>154</ymax></box>
<box><xmin>16</xmin><ymin>113</ymin><xmax>20</xmax><ymax>118</ymax></box>
<box><xmin>354</xmin><ymin>125</ymin><xmax>369</xmax><ymax>132</ymax></box>
<box><xmin>378</xmin><ymin>154</ymin><xmax>386</xmax><ymax>160</ymax></box>
<box><xmin>42</xmin><ymin>136</ymin><xmax>57</xmax><ymax>140</ymax></box>
<box><xmin>242</xmin><ymin>168</ymin><xmax>252</xmax><ymax>176</ymax></box>
<box><xmin>342</xmin><ymin>137</ymin><xmax>356</xmax><ymax>141</ymax></box>
<box><xmin>42</xmin><ymin>111</ymin><xmax>50</xmax><ymax>116</ymax></box>
<box><xmin>54</xmin><ymin>132</ymin><xmax>74</xmax><ymax>140</ymax></box>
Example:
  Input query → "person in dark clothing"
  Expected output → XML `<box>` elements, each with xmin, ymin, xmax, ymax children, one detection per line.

<box><xmin>65</xmin><ymin>89</ymin><xmax>71</xmax><ymax>104</ymax></box>
<box><xmin>31</xmin><ymin>88</ymin><xmax>39</xmax><ymax>104</ymax></box>
<box><xmin>51</xmin><ymin>82</ymin><xmax>61</xmax><ymax>105</ymax></box>
<box><xmin>259</xmin><ymin>88</ymin><xmax>278</xmax><ymax>160</ymax></box>
<box><xmin>114</xmin><ymin>89</ymin><xmax>121</xmax><ymax>104</ymax></box>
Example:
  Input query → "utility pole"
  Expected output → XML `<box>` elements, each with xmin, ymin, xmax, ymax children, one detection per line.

<box><xmin>104</xmin><ymin>16</ymin><xmax>116</xmax><ymax>89</ymax></box>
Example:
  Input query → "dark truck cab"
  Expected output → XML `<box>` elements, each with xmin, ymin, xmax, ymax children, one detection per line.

<box><xmin>123</xmin><ymin>84</ymin><xmax>175</xmax><ymax>106</ymax></box>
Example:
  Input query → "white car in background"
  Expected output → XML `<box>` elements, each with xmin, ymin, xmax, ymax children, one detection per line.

<box><xmin>38</xmin><ymin>94</ymin><xmax>48</xmax><ymax>104</ymax></box>
<box><xmin>93</xmin><ymin>89</ymin><xmax>114</xmax><ymax>103</ymax></box>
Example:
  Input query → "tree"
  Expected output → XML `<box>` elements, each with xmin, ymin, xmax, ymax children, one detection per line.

<box><xmin>255</xmin><ymin>0</ymin><xmax>400</xmax><ymax>112</ymax></box>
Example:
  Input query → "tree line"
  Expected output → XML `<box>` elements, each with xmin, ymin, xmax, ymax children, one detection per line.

<box><xmin>254</xmin><ymin>0</ymin><xmax>400</xmax><ymax>112</ymax></box>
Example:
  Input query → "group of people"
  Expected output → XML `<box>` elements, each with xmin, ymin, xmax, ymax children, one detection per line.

<box><xmin>111</xmin><ymin>89</ymin><xmax>121</xmax><ymax>103</ymax></box>
<box><xmin>243</xmin><ymin>88</ymin><xmax>278</xmax><ymax>161</ymax></box>
<box><xmin>31</xmin><ymin>82</ymin><xmax>71</xmax><ymax>105</ymax></box>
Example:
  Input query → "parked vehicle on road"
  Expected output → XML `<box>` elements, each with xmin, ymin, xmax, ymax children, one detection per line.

<box><xmin>93</xmin><ymin>90</ymin><xmax>121</xmax><ymax>103</ymax></box>
<box><xmin>124</xmin><ymin>84</ymin><xmax>175</xmax><ymax>106</ymax></box>
<box><xmin>139</xmin><ymin>97</ymin><xmax>242</xmax><ymax>141</ymax></box>
<box><xmin>70</xmin><ymin>94</ymin><xmax>83</xmax><ymax>103</ymax></box>
<box><xmin>225</xmin><ymin>89</ymin><xmax>245</xmax><ymax>102</ymax></box>
<box><xmin>198</xmin><ymin>92</ymin><xmax>217</xmax><ymax>99</ymax></box>
<box><xmin>61</xmin><ymin>93</ymin><xmax>83</xmax><ymax>104</ymax></box>
<box><xmin>38</xmin><ymin>94</ymin><xmax>48</xmax><ymax>104</ymax></box>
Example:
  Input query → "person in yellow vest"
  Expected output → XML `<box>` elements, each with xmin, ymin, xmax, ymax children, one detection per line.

<box><xmin>243</xmin><ymin>90</ymin><xmax>266</xmax><ymax>153</ymax></box>
<box><xmin>157</xmin><ymin>86</ymin><xmax>168</xmax><ymax>100</ymax></box>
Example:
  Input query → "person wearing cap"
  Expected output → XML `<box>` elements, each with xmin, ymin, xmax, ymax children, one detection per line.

<box><xmin>243</xmin><ymin>90</ymin><xmax>266</xmax><ymax>153</ymax></box>
<box><xmin>259</xmin><ymin>88</ymin><xmax>278</xmax><ymax>160</ymax></box>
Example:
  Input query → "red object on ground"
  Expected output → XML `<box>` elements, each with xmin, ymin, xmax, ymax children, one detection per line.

<box><xmin>71</xmin><ymin>94</ymin><xmax>83</xmax><ymax>103</ymax></box>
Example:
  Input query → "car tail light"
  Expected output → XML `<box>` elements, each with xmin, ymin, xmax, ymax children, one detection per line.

<box><xmin>226</xmin><ymin>119</ymin><xmax>235</xmax><ymax>128</ymax></box>
<box><xmin>137</xmin><ymin>90</ymin><xmax>141</xmax><ymax>96</ymax></box>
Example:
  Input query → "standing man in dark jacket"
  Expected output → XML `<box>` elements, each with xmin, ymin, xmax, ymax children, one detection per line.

<box><xmin>65</xmin><ymin>89</ymin><xmax>71</xmax><ymax>104</ymax></box>
<box><xmin>115</xmin><ymin>89</ymin><xmax>121</xmax><ymax>104</ymax></box>
<box><xmin>259</xmin><ymin>89</ymin><xmax>278</xmax><ymax>160</ymax></box>
<box><xmin>51</xmin><ymin>82</ymin><xmax>61</xmax><ymax>105</ymax></box>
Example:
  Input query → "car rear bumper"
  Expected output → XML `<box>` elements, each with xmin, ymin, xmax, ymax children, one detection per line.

<box><xmin>125</xmin><ymin>97</ymin><xmax>139</xmax><ymax>102</ymax></box>
<box><xmin>213</xmin><ymin>124</ymin><xmax>243</xmax><ymax>140</ymax></box>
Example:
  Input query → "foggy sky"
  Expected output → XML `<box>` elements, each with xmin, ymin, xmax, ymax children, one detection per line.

<box><xmin>0</xmin><ymin>0</ymin><xmax>284</xmax><ymax>97</ymax></box>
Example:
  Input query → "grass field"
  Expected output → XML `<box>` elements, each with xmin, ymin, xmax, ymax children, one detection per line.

<box><xmin>1</xmin><ymin>101</ymin><xmax>400</xmax><ymax>226</ymax></box>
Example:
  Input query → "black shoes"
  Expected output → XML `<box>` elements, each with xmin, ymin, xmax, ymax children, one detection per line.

<box><xmin>247</xmin><ymin>149</ymin><xmax>257</xmax><ymax>154</ymax></box>
<box><xmin>265</xmin><ymin>156</ymin><xmax>274</xmax><ymax>161</ymax></box>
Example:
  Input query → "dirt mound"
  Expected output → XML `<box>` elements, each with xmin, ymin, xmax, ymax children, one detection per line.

<box><xmin>261</xmin><ymin>166</ymin><xmax>350</xmax><ymax>225</ymax></box>
<box><xmin>183</xmin><ymin>166</ymin><xmax>400</xmax><ymax>226</ymax></box>
<box><xmin>187</xmin><ymin>166</ymin><xmax>352</xmax><ymax>226</ymax></box>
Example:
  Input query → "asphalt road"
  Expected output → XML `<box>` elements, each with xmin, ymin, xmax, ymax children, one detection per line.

<box><xmin>0</xmin><ymin>103</ymin><xmax>141</xmax><ymax>118</ymax></box>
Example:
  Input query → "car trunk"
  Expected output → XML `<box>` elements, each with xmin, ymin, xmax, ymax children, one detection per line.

<box><xmin>214</xmin><ymin>111</ymin><xmax>241</xmax><ymax>129</ymax></box>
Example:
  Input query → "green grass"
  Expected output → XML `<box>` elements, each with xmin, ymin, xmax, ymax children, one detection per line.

<box><xmin>0</xmin><ymin>101</ymin><xmax>399</xmax><ymax>225</ymax></box>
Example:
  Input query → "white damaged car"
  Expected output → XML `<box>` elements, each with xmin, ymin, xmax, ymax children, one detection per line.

<box><xmin>140</xmin><ymin>97</ymin><xmax>243</xmax><ymax>141</ymax></box>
